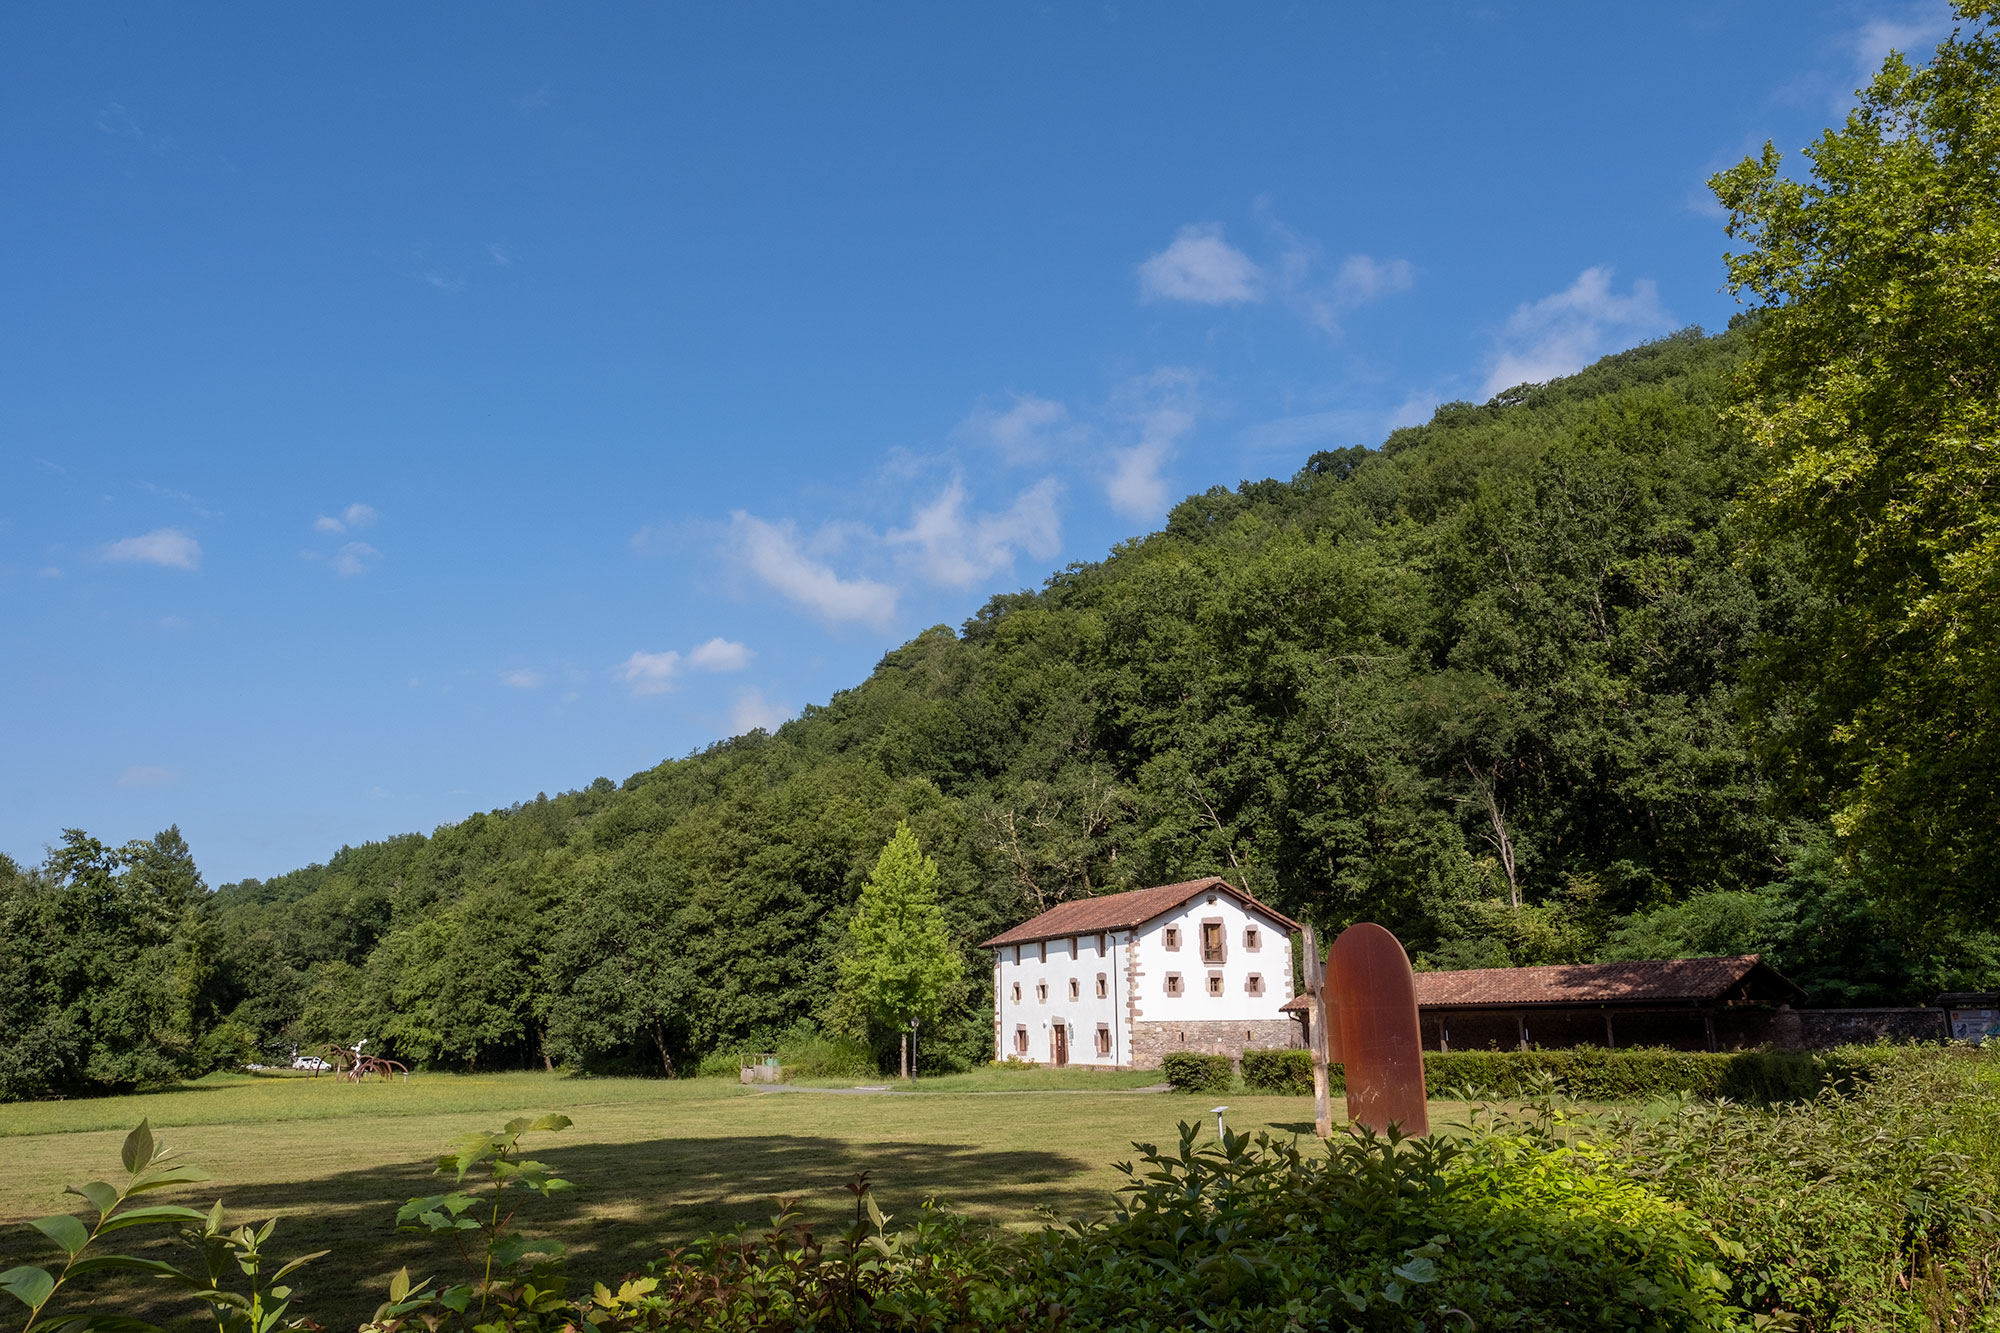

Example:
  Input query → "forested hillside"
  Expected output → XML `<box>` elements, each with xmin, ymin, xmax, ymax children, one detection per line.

<box><xmin>5</xmin><ymin>325</ymin><xmax>1993</xmax><ymax>1095</ymax></box>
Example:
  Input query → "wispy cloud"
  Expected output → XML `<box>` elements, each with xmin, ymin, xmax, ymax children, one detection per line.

<box><xmin>1847</xmin><ymin>4</ymin><xmax>1953</xmax><ymax>89</ymax></box>
<box><xmin>958</xmin><ymin>394</ymin><xmax>1072</xmax><ymax>465</ymax></box>
<box><xmin>331</xmin><ymin>542</ymin><xmax>379</xmax><ymax>576</ymax></box>
<box><xmin>728</xmin><ymin>512</ymin><xmax>899</xmax><ymax>627</ymax></box>
<box><xmin>488</xmin><ymin>242</ymin><xmax>515</xmax><ymax>266</ymax></box>
<box><xmin>1105</xmin><ymin>370</ymin><xmax>1198</xmax><ymax>521</ymax></box>
<box><xmin>102</xmin><ymin>528</ymin><xmax>201</xmax><ymax>571</ymax></box>
<box><xmin>888</xmin><ymin>477</ymin><xmax>1062</xmax><ymax>587</ymax></box>
<box><xmin>1138</xmin><ymin>224</ymin><xmax>1263</xmax><ymax>305</ymax></box>
<box><xmin>314</xmin><ymin>503</ymin><xmax>377</xmax><ymax>535</ymax></box>
<box><xmin>500</xmin><ymin>669</ymin><xmax>545</xmax><ymax>689</ymax></box>
<box><xmin>1481</xmin><ymin>267</ymin><xmax>1673</xmax><ymax>398</ymax></box>
<box><xmin>616</xmin><ymin>638</ymin><xmax>752</xmax><ymax>696</ymax></box>
<box><xmin>116</xmin><ymin>765</ymin><xmax>179</xmax><ymax>789</ymax></box>
<box><xmin>730</xmin><ymin>687</ymin><xmax>791</xmax><ymax>735</ymax></box>
<box><xmin>686</xmin><ymin>637</ymin><xmax>752</xmax><ymax>672</ymax></box>
<box><xmin>615</xmin><ymin>650</ymin><xmax>681</xmax><ymax>695</ymax></box>
<box><xmin>1263</xmin><ymin>213</ymin><xmax>1417</xmax><ymax>333</ymax></box>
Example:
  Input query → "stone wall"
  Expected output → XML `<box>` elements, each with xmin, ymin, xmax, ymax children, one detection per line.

<box><xmin>1789</xmin><ymin>1007</ymin><xmax>1947</xmax><ymax>1047</ymax></box>
<box><xmin>1130</xmin><ymin>1018</ymin><xmax>1301</xmax><ymax>1070</ymax></box>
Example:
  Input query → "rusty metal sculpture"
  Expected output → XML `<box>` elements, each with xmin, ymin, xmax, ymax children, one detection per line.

<box><xmin>1327</xmin><ymin>922</ymin><xmax>1428</xmax><ymax>1136</ymax></box>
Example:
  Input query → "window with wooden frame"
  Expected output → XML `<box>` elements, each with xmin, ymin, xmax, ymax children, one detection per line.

<box><xmin>1095</xmin><ymin>1024</ymin><xmax>1112</xmax><ymax>1056</ymax></box>
<box><xmin>1013</xmin><ymin>1026</ymin><xmax>1029</xmax><ymax>1055</ymax></box>
<box><xmin>1067</xmin><ymin>936</ymin><xmax>1078</xmax><ymax>957</ymax></box>
<box><xmin>1010</xmin><ymin>981</ymin><xmax>1021</xmax><ymax>1002</ymax></box>
<box><xmin>1246</xmin><ymin>973</ymin><xmax>1264</xmax><ymax>995</ymax></box>
<box><xmin>1069</xmin><ymin>978</ymin><xmax>1080</xmax><ymax>1001</ymax></box>
<box><xmin>1013</xmin><ymin>945</ymin><xmax>1022</xmax><ymax>965</ymax></box>
<box><xmin>1037</xmin><ymin>940</ymin><xmax>1047</xmax><ymax>963</ymax></box>
<box><xmin>1244</xmin><ymin>925</ymin><xmax>1261</xmax><ymax>950</ymax></box>
<box><xmin>1165</xmin><ymin>972</ymin><xmax>1183</xmax><ymax>996</ymax></box>
<box><xmin>1095</xmin><ymin>973</ymin><xmax>1108</xmax><ymax>998</ymax></box>
<box><xmin>1096</xmin><ymin>932</ymin><xmax>1107</xmax><ymax>954</ymax></box>
<box><xmin>1201</xmin><ymin>920</ymin><xmax>1226</xmax><ymax>963</ymax></box>
<box><xmin>1207</xmin><ymin>972</ymin><xmax>1224</xmax><ymax>996</ymax></box>
<box><xmin>1036</xmin><ymin>981</ymin><xmax>1048</xmax><ymax>1002</ymax></box>
<box><xmin>1163</xmin><ymin>926</ymin><xmax>1181</xmax><ymax>950</ymax></box>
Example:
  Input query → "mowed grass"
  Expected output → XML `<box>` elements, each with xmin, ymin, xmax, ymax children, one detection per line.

<box><xmin>0</xmin><ymin>1070</ymin><xmax>1435</xmax><ymax>1330</ymax></box>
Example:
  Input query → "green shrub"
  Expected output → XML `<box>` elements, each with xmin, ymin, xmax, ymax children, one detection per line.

<box><xmin>1160</xmin><ymin>1051</ymin><xmax>1232</xmax><ymax>1093</ymax></box>
<box><xmin>1427</xmin><ymin>1046</ymin><xmax>1834</xmax><ymax>1103</ymax></box>
<box><xmin>1240</xmin><ymin>1047</ymin><xmax>1314</xmax><ymax>1093</ymax></box>
<box><xmin>692</xmin><ymin>1026</ymin><xmax>876</xmax><ymax>1081</ymax></box>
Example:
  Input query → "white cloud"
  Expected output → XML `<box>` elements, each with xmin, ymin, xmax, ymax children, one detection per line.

<box><xmin>960</xmin><ymin>394</ymin><xmax>1071</xmax><ymax>464</ymax></box>
<box><xmin>686</xmin><ymin>638</ymin><xmax>752</xmax><ymax>672</ymax></box>
<box><xmin>1848</xmin><ymin>6</ymin><xmax>1953</xmax><ymax>86</ymax></box>
<box><xmin>1333</xmin><ymin>255</ymin><xmax>1416</xmax><ymax>306</ymax></box>
<box><xmin>1105</xmin><ymin>371</ymin><xmax>1198</xmax><ymax>521</ymax></box>
<box><xmin>38</xmin><ymin>566</ymin><xmax>61</xmax><ymax>578</ymax></box>
<box><xmin>730</xmin><ymin>687</ymin><xmax>792</xmax><ymax>735</ymax></box>
<box><xmin>1481</xmin><ymin>267</ymin><xmax>1674</xmax><ymax>398</ymax></box>
<box><xmin>332</xmin><ymin>542</ymin><xmax>379</xmax><ymax>576</ymax></box>
<box><xmin>615</xmin><ymin>638</ymin><xmax>749</xmax><ymax>697</ymax></box>
<box><xmin>102</xmin><ymin>527</ymin><xmax>201</xmax><ymax>571</ymax></box>
<box><xmin>314</xmin><ymin>503</ymin><xmax>376</xmax><ymax>536</ymax></box>
<box><xmin>615</xmin><ymin>650</ymin><xmax>682</xmax><ymax>695</ymax></box>
<box><xmin>116</xmin><ymin>765</ymin><xmax>178</xmax><ymax>789</ymax></box>
<box><xmin>728</xmin><ymin>512</ymin><xmax>899</xmax><ymax>627</ymax></box>
<box><xmin>1138</xmin><ymin>224</ymin><xmax>1262</xmax><ymax>305</ymax></box>
<box><xmin>500</xmin><ymin>669</ymin><xmax>545</xmax><ymax>689</ymax></box>
<box><xmin>489</xmin><ymin>242</ymin><xmax>515</xmax><ymax>266</ymax></box>
<box><xmin>888</xmin><ymin>477</ymin><xmax>1062</xmax><ymax>587</ymax></box>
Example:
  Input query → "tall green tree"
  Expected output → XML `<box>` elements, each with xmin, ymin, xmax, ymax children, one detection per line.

<box><xmin>1714</xmin><ymin>3</ymin><xmax>2000</xmax><ymax>914</ymax></box>
<box><xmin>835</xmin><ymin>823</ymin><xmax>963</xmax><ymax>1077</ymax></box>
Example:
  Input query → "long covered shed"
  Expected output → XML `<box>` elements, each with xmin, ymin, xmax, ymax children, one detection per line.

<box><xmin>1283</xmin><ymin>953</ymin><xmax>1807</xmax><ymax>1052</ymax></box>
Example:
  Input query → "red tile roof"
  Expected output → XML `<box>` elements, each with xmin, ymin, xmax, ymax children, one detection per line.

<box><xmin>1280</xmin><ymin>954</ymin><xmax>1803</xmax><ymax>1011</ymax></box>
<box><xmin>980</xmin><ymin>877</ymin><xmax>1302</xmax><ymax>948</ymax></box>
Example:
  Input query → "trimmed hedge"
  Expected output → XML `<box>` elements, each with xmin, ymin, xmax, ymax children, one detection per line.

<box><xmin>1160</xmin><ymin>1051</ymin><xmax>1232</xmax><ymax>1093</ymax></box>
<box><xmin>1236</xmin><ymin>1044</ymin><xmax>1862</xmax><ymax>1103</ymax></box>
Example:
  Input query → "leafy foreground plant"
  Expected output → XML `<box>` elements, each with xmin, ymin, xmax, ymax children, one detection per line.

<box><xmin>0</xmin><ymin>1119</ymin><xmax>325</xmax><ymax>1333</ymax></box>
<box><xmin>15</xmin><ymin>1049</ymin><xmax>2000</xmax><ymax>1331</ymax></box>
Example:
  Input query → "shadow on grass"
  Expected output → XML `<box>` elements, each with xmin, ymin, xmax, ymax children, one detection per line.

<box><xmin>5</xmin><ymin>1134</ymin><xmax>1100</xmax><ymax>1331</ymax></box>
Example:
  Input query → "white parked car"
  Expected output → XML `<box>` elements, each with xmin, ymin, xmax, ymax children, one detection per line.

<box><xmin>292</xmin><ymin>1055</ymin><xmax>331</xmax><ymax>1071</ymax></box>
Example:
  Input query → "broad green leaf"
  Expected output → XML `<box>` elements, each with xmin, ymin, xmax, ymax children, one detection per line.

<box><xmin>0</xmin><ymin>1264</ymin><xmax>56</xmax><ymax>1310</ymax></box>
<box><xmin>526</xmin><ymin>1113</ymin><xmax>572</xmax><ymax>1133</ymax></box>
<box><xmin>120</xmin><ymin>1122</ymin><xmax>155</xmax><ymax>1175</ymax></box>
<box><xmin>66</xmin><ymin>1255</ymin><xmax>194</xmax><ymax>1282</ymax></box>
<box><xmin>388</xmin><ymin>1266</ymin><xmax>412</xmax><ymax>1303</ymax></box>
<box><xmin>29</xmin><ymin>1214</ymin><xmax>91</xmax><ymax>1256</ymax></box>
<box><xmin>99</xmin><ymin>1205</ymin><xmax>211</xmax><ymax>1234</ymax></box>
<box><xmin>440</xmin><ymin>1284</ymin><xmax>473</xmax><ymax>1312</ymax></box>
<box><xmin>126</xmin><ymin>1166</ymin><xmax>209</xmax><ymax>1195</ymax></box>
<box><xmin>37</xmin><ymin>1316</ymin><xmax>165</xmax><ymax>1333</ymax></box>
<box><xmin>270</xmin><ymin>1250</ymin><xmax>328</xmax><ymax>1282</ymax></box>
<box><xmin>66</xmin><ymin>1181</ymin><xmax>117</xmax><ymax>1217</ymax></box>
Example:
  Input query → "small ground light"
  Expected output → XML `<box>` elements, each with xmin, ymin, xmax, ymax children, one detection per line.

<box><xmin>1211</xmin><ymin>1105</ymin><xmax>1228</xmax><ymax>1137</ymax></box>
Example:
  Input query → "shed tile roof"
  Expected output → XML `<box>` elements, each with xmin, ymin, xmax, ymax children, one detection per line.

<box><xmin>1280</xmin><ymin>954</ymin><xmax>1803</xmax><ymax>1011</ymax></box>
<box><xmin>980</xmin><ymin>877</ymin><xmax>1302</xmax><ymax>948</ymax></box>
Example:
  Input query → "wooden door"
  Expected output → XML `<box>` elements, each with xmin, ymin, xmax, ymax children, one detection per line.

<box><xmin>1053</xmin><ymin>1025</ymin><xmax>1069</xmax><ymax>1067</ymax></box>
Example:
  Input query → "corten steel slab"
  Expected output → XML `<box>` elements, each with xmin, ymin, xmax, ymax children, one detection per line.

<box><xmin>1330</xmin><ymin>923</ymin><xmax>1429</xmax><ymax>1137</ymax></box>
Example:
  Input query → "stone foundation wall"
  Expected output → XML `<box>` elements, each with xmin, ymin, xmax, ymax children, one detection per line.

<box><xmin>1130</xmin><ymin>1018</ymin><xmax>1301</xmax><ymax>1070</ymax></box>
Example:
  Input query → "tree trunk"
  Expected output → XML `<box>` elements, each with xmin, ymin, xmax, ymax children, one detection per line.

<box><xmin>650</xmin><ymin>1018</ymin><xmax>675</xmax><ymax>1078</ymax></box>
<box><xmin>1465</xmin><ymin>759</ymin><xmax>1520</xmax><ymax>907</ymax></box>
<box><xmin>539</xmin><ymin>1024</ymin><xmax>553</xmax><ymax>1071</ymax></box>
<box><xmin>899</xmin><ymin>1032</ymin><xmax>909</xmax><ymax>1079</ymax></box>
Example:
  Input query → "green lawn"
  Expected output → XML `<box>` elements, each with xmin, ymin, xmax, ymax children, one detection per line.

<box><xmin>1</xmin><ymin>1069</ymin><xmax>1421</xmax><ymax>1330</ymax></box>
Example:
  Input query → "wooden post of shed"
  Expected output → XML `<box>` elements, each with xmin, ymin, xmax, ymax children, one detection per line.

<box><xmin>1604</xmin><ymin>1011</ymin><xmax>1615</xmax><ymax>1050</ymax></box>
<box><xmin>1515</xmin><ymin>1012</ymin><xmax>1527</xmax><ymax>1050</ymax></box>
<box><xmin>1302</xmin><ymin>924</ymin><xmax>1333</xmax><ymax>1139</ymax></box>
<box><xmin>1703</xmin><ymin>1010</ymin><xmax>1717</xmax><ymax>1053</ymax></box>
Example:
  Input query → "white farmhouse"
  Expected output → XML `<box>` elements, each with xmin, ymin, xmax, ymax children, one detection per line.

<box><xmin>980</xmin><ymin>876</ymin><xmax>1303</xmax><ymax>1069</ymax></box>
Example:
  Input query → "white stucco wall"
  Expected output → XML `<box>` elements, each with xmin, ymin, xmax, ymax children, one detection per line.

<box><xmin>1131</xmin><ymin>891</ymin><xmax>1293</xmax><ymax>1022</ymax></box>
<box><xmin>991</xmin><ymin>887</ymin><xmax>1296</xmax><ymax>1067</ymax></box>
<box><xmin>993</xmin><ymin>930</ymin><xmax>1133</xmax><ymax>1066</ymax></box>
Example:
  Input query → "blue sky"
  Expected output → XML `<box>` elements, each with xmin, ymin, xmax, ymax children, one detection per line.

<box><xmin>0</xmin><ymin>3</ymin><xmax>1954</xmax><ymax>884</ymax></box>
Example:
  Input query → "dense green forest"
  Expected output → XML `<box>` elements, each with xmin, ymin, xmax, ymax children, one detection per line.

<box><xmin>3</xmin><ymin>324</ymin><xmax>1990</xmax><ymax>1098</ymax></box>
